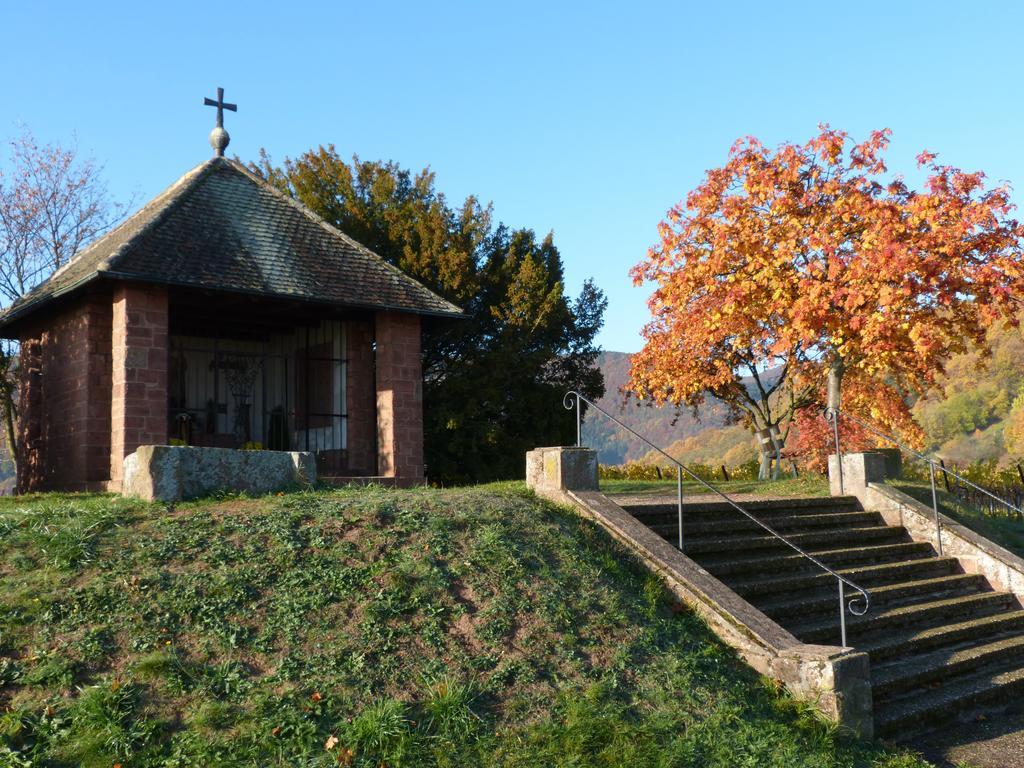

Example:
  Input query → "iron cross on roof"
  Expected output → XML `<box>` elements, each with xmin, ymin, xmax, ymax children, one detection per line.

<box><xmin>204</xmin><ymin>87</ymin><xmax>237</xmax><ymax>157</ymax></box>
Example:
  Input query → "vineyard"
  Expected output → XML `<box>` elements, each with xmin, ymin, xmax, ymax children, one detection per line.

<box><xmin>902</xmin><ymin>458</ymin><xmax>1024</xmax><ymax>519</ymax></box>
<box><xmin>599</xmin><ymin>459</ymin><xmax>760</xmax><ymax>483</ymax></box>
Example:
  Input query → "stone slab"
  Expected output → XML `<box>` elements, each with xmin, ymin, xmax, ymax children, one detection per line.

<box><xmin>122</xmin><ymin>445</ymin><xmax>316</xmax><ymax>502</ymax></box>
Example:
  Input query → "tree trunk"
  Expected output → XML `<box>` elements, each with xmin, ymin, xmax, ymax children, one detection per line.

<box><xmin>767</xmin><ymin>425</ymin><xmax>783</xmax><ymax>480</ymax></box>
<box><xmin>827</xmin><ymin>356</ymin><xmax>845</xmax><ymax>414</ymax></box>
<box><xmin>758</xmin><ymin>443</ymin><xmax>771</xmax><ymax>480</ymax></box>
<box><xmin>755</xmin><ymin>424</ymin><xmax>780</xmax><ymax>481</ymax></box>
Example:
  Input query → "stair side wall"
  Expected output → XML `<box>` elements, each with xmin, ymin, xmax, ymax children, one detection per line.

<box><xmin>867</xmin><ymin>483</ymin><xmax>1024</xmax><ymax>601</ymax></box>
<box><xmin>831</xmin><ymin>452</ymin><xmax>1024</xmax><ymax>604</ymax></box>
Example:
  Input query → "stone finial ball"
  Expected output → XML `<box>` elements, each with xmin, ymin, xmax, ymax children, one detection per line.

<box><xmin>209</xmin><ymin>126</ymin><xmax>231</xmax><ymax>155</ymax></box>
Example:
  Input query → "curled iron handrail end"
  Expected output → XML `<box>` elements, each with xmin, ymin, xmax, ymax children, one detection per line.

<box><xmin>847</xmin><ymin>588</ymin><xmax>871</xmax><ymax>617</ymax></box>
<box><xmin>563</xmin><ymin>391</ymin><xmax>580</xmax><ymax>411</ymax></box>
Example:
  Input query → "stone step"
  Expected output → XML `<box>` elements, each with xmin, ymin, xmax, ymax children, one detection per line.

<box><xmin>679</xmin><ymin>524</ymin><xmax>904</xmax><ymax>556</ymax></box>
<box><xmin>755</xmin><ymin>573</ymin><xmax>988</xmax><ymax>621</ymax></box>
<box><xmin>790</xmin><ymin>591</ymin><xmax>1018</xmax><ymax>645</ymax></box>
<box><xmin>646</xmin><ymin>510</ymin><xmax>884</xmax><ymax>538</ymax></box>
<box><xmin>872</xmin><ymin>633</ymin><xmax>1024</xmax><ymax>701</ymax></box>
<box><xmin>627</xmin><ymin>501</ymin><xmax>865</xmax><ymax>522</ymax></box>
<box><xmin>623</xmin><ymin>497</ymin><xmax>862</xmax><ymax>524</ymax></box>
<box><xmin>729</xmin><ymin>557</ymin><xmax>958</xmax><ymax>599</ymax></box>
<box><xmin>874</xmin><ymin>662</ymin><xmax>1024</xmax><ymax>739</ymax></box>
<box><xmin>860</xmin><ymin>609</ymin><xmax>1024</xmax><ymax>662</ymax></box>
<box><xmin>699</xmin><ymin>541</ymin><xmax>937</xmax><ymax>578</ymax></box>
<box><xmin>626</xmin><ymin>489</ymin><xmax>1024</xmax><ymax>738</ymax></box>
<box><xmin>615</xmin><ymin>485</ymin><xmax>1024</xmax><ymax>737</ymax></box>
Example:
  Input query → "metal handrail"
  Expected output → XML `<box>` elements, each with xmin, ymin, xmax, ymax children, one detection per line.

<box><xmin>565</xmin><ymin>390</ymin><xmax>870</xmax><ymax>647</ymax></box>
<box><xmin>826</xmin><ymin>407</ymin><xmax>1024</xmax><ymax>557</ymax></box>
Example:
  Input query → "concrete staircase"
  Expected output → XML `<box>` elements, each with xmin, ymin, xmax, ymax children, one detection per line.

<box><xmin>619</xmin><ymin>495</ymin><xmax>1024</xmax><ymax>739</ymax></box>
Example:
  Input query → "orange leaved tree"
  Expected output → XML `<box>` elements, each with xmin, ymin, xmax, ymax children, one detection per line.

<box><xmin>629</xmin><ymin>125</ymin><xmax>1022</xmax><ymax>476</ymax></box>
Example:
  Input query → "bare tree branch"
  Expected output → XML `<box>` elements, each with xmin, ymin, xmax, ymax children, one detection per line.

<box><xmin>0</xmin><ymin>126</ymin><xmax>128</xmax><ymax>479</ymax></box>
<box><xmin>0</xmin><ymin>127</ymin><xmax>129</xmax><ymax>305</ymax></box>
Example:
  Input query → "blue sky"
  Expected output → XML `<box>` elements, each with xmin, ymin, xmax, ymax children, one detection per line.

<box><xmin>3</xmin><ymin>1</ymin><xmax>1022</xmax><ymax>352</ymax></box>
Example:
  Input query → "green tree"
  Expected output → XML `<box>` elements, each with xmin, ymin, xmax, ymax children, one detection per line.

<box><xmin>252</xmin><ymin>147</ymin><xmax>606</xmax><ymax>483</ymax></box>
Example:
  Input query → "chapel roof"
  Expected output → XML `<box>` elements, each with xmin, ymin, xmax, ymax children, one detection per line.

<box><xmin>0</xmin><ymin>157</ymin><xmax>463</xmax><ymax>329</ymax></box>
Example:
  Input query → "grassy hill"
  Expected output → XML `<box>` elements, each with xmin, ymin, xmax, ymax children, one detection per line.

<box><xmin>0</xmin><ymin>486</ymin><xmax>925</xmax><ymax>767</ymax></box>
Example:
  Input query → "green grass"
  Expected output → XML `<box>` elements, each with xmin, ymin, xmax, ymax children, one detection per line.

<box><xmin>600</xmin><ymin>475</ymin><xmax>830</xmax><ymax>498</ymax></box>
<box><xmin>0</xmin><ymin>485</ymin><xmax>926</xmax><ymax>767</ymax></box>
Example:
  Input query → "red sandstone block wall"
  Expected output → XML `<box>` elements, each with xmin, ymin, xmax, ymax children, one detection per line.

<box><xmin>16</xmin><ymin>339</ymin><xmax>43</xmax><ymax>493</ymax></box>
<box><xmin>375</xmin><ymin>311</ymin><xmax>424</xmax><ymax>483</ymax></box>
<box><xmin>16</xmin><ymin>294</ymin><xmax>113</xmax><ymax>493</ymax></box>
<box><xmin>109</xmin><ymin>284</ymin><xmax>168</xmax><ymax>489</ymax></box>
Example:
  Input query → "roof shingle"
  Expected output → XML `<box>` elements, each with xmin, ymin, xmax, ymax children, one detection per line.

<box><xmin>0</xmin><ymin>157</ymin><xmax>463</xmax><ymax>328</ymax></box>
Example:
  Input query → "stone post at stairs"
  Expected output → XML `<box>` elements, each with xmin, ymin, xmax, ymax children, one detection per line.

<box><xmin>828</xmin><ymin>451</ymin><xmax>889</xmax><ymax>500</ymax></box>
<box><xmin>526</xmin><ymin>446</ymin><xmax>599</xmax><ymax>504</ymax></box>
<box><xmin>830</xmin><ymin>448</ymin><xmax>909</xmax><ymax>506</ymax></box>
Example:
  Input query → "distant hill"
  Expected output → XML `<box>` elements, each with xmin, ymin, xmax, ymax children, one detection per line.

<box><xmin>637</xmin><ymin>423</ymin><xmax>760</xmax><ymax>469</ymax></box>
<box><xmin>582</xmin><ymin>351</ymin><xmax>734</xmax><ymax>464</ymax></box>
<box><xmin>913</xmin><ymin>318</ymin><xmax>1024</xmax><ymax>467</ymax></box>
